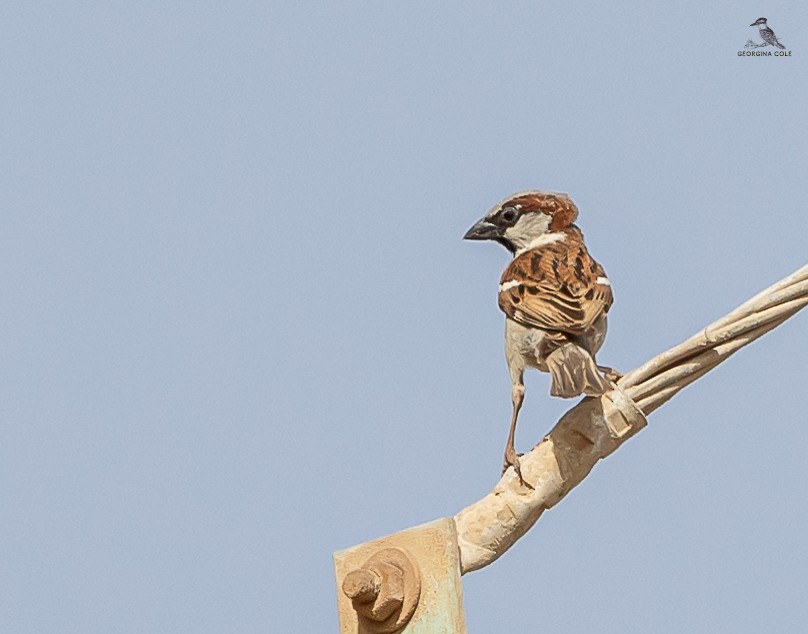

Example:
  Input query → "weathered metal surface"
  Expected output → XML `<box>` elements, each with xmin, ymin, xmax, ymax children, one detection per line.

<box><xmin>334</xmin><ymin>518</ymin><xmax>466</xmax><ymax>634</ymax></box>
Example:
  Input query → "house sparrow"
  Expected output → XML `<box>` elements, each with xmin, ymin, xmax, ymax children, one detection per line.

<box><xmin>464</xmin><ymin>190</ymin><xmax>615</xmax><ymax>487</ymax></box>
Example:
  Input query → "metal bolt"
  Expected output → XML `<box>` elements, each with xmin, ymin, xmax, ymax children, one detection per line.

<box><xmin>342</xmin><ymin>568</ymin><xmax>381</xmax><ymax>603</ymax></box>
<box><xmin>341</xmin><ymin>547</ymin><xmax>420</xmax><ymax>633</ymax></box>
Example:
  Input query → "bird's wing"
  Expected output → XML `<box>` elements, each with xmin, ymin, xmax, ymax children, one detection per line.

<box><xmin>498</xmin><ymin>227</ymin><xmax>613</xmax><ymax>334</ymax></box>
<box><xmin>764</xmin><ymin>28</ymin><xmax>786</xmax><ymax>48</ymax></box>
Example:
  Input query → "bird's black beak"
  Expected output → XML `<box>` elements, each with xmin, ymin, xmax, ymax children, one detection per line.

<box><xmin>750</xmin><ymin>21</ymin><xmax>755</xmax><ymax>26</ymax></box>
<box><xmin>463</xmin><ymin>219</ymin><xmax>500</xmax><ymax>241</ymax></box>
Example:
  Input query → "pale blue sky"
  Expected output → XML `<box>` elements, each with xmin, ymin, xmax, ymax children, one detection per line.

<box><xmin>1</xmin><ymin>2</ymin><xmax>806</xmax><ymax>632</ymax></box>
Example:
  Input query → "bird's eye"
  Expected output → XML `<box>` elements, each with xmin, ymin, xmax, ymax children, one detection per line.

<box><xmin>501</xmin><ymin>208</ymin><xmax>517</xmax><ymax>224</ymax></box>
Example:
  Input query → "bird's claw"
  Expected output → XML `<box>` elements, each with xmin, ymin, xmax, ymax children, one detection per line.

<box><xmin>502</xmin><ymin>449</ymin><xmax>534</xmax><ymax>489</ymax></box>
<box><xmin>598</xmin><ymin>365</ymin><xmax>623</xmax><ymax>384</ymax></box>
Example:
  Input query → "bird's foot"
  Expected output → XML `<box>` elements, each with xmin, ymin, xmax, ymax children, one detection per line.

<box><xmin>598</xmin><ymin>365</ymin><xmax>623</xmax><ymax>384</ymax></box>
<box><xmin>502</xmin><ymin>447</ymin><xmax>534</xmax><ymax>489</ymax></box>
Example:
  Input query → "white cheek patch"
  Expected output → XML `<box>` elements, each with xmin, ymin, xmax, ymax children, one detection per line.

<box><xmin>504</xmin><ymin>213</ymin><xmax>551</xmax><ymax>244</ymax></box>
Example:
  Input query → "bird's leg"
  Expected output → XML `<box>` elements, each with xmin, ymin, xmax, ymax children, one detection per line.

<box><xmin>502</xmin><ymin>379</ymin><xmax>533</xmax><ymax>489</ymax></box>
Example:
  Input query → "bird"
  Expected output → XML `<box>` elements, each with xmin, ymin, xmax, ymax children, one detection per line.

<box><xmin>464</xmin><ymin>190</ymin><xmax>615</xmax><ymax>487</ymax></box>
<box><xmin>750</xmin><ymin>18</ymin><xmax>785</xmax><ymax>49</ymax></box>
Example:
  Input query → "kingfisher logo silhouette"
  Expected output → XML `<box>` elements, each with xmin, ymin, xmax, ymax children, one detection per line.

<box><xmin>740</xmin><ymin>17</ymin><xmax>791</xmax><ymax>56</ymax></box>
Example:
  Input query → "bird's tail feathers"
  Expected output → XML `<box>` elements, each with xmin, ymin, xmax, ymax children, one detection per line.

<box><xmin>546</xmin><ymin>343</ymin><xmax>609</xmax><ymax>398</ymax></box>
<box><xmin>776</xmin><ymin>41</ymin><xmax>785</xmax><ymax>49</ymax></box>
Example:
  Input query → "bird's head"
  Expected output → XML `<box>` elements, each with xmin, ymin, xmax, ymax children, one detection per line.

<box><xmin>463</xmin><ymin>190</ymin><xmax>579</xmax><ymax>255</ymax></box>
<box><xmin>751</xmin><ymin>17</ymin><xmax>767</xmax><ymax>26</ymax></box>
